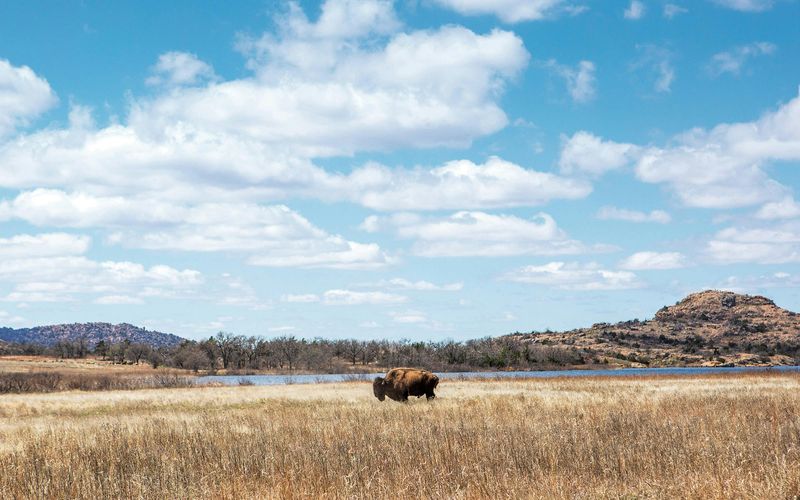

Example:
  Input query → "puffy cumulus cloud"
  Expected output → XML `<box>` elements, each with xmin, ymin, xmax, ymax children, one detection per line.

<box><xmin>249</xmin><ymin>0</ymin><xmax>400</xmax><ymax>44</ymax></box>
<box><xmin>569</xmin><ymin>90</ymin><xmax>800</xmax><ymax>210</ymax></box>
<box><xmin>145</xmin><ymin>52</ymin><xmax>217</xmax><ymax>87</ymax></box>
<box><xmin>322</xmin><ymin>289</ymin><xmax>407</xmax><ymax>305</ymax></box>
<box><xmin>0</xmin><ymin>233</ymin><xmax>90</xmax><ymax>259</ymax></box>
<box><xmin>756</xmin><ymin>197</ymin><xmax>800</xmax><ymax>219</ymax></box>
<box><xmin>247</xmin><ymin>239</ymin><xmax>389</xmax><ymax>270</ymax></box>
<box><xmin>624</xmin><ymin>1</ymin><xmax>646</xmax><ymax>19</ymax></box>
<box><xmin>596</xmin><ymin>206</ymin><xmax>671</xmax><ymax>223</ymax></box>
<box><xmin>0</xmin><ymin>0</ymin><xmax>529</xmax><ymax>209</ymax></box>
<box><xmin>559</xmin><ymin>131</ymin><xmax>639</xmax><ymax>176</ymax></box>
<box><xmin>0</xmin><ymin>234</ymin><xmax>202</xmax><ymax>303</ymax></box>
<box><xmin>635</xmin><ymin>90</ymin><xmax>800</xmax><ymax>208</ymax></box>
<box><xmin>0</xmin><ymin>190</ymin><xmax>391</xmax><ymax>270</ymax></box>
<box><xmin>502</xmin><ymin>262</ymin><xmax>641</xmax><ymax>290</ymax></box>
<box><xmin>708</xmin><ymin>42</ymin><xmax>776</xmax><ymax>77</ymax></box>
<box><xmin>108</xmin><ymin>203</ymin><xmax>391</xmax><ymax>270</ymax></box>
<box><xmin>619</xmin><ymin>251</ymin><xmax>686</xmax><ymax>270</ymax></box>
<box><xmin>542</xmin><ymin>60</ymin><xmax>596</xmax><ymax>103</ymax></box>
<box><xmin>0</xmin><ymin>189</ymin><xmax>183</xmax><ymax>227</ymax></box>
<box><xmin>375</xmin><ymin>211</ymin><xmax>593</xmax><ymax>257</ymax></box>
<box><xmin>0</xmin><ymin>59</ymin><xmax>57</xmax><ymax>137</ymax></box>
<box><xmin>430</xmin><ymin>0</ymin><xmax>585</xmax><ymax>23</ymax></box>
<box><xmin>352</xmin><ymin>157</ymin><xmax>591</xmax><ymax>211</ymax></box>
<box><xmin>202</xmin><ymin>6</ymin><xmax>528</xmax><ymax>155</ymax></box>
<box><xmin>0</xmin><ymin>146</ymin><xmax>586</xmax><ymax>214</ymax></box>
<box><xmin>710</xmin><ymin>0</ymin><xmax>774</xmax><ymax>11</ymax></box>
<box><xmin>705</xmin><ymin>222</ymin><xmax>800</xmax><ymax>264</ymax></box>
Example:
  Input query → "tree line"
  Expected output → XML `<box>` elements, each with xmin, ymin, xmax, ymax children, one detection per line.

<box><xmin>0</xmin><ymin>332</ymin><xmax>589</xmax><ymax>373</ymax></box>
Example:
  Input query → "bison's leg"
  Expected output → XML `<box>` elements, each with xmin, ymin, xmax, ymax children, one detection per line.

<box><xmin>426</xmin><ymin>391</ymin><xmax>436</xmax><ymax>401</ymax></box>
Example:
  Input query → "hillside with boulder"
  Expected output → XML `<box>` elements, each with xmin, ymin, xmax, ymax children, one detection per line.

<box><xmin>512</xmin><ymin>290</ymin><xmax>800</xmax><ymax>367</ymax></box>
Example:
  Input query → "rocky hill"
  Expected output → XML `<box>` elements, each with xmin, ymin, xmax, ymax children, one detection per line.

<box><xmin>513</xmin><ymin>290</ymin><xmax>800</xmax><ymax>367</ymax></box>
<box><xmin>0</xmin><ymin>323</ymin><xmax>185</xmax><ymax>348</ymax></box>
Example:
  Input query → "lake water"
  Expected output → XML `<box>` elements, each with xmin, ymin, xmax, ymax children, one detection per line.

<box><xmin>198</xmin><ymin>365</ymin><xmax>800</xmax><ymax>386</ymax></box>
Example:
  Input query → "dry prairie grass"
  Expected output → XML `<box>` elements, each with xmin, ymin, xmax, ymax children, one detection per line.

<box><xmin>1</xmin><ymin>374</ymin><xmax>799</xmax><ymax>499</ymax></box>
<box><xmin>0</xmin><ymin>355</ymin><xmax>154</xmax><ymax>374</ymax></box>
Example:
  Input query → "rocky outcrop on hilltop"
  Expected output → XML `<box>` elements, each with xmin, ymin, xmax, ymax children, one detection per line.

<box><xmin>513</xmin><ymin>290</ymin><xmax>800</xmax><ymax>367</ymax></box>
<box><xmin>0</xmin><ymin>323</ymin><xmax>185</xmax><ymax>348</ymax></box>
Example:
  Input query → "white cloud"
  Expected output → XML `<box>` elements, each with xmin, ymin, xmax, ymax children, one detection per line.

<box><xmin>282</xmin><ymin>293</ymin><xmax>321</xmax><ymax>303</ymax></box>
<box><xmin>706</xmin><ymin>222</ymin><xmax>800</xmax><ymax>264</ymax></box>
<box><xmin>145</xmin><ymin>52</ymin><xmax>217</xmax><ymax>87</ymax></box>
<box><xmin>0</xmin><ymin>311</ymin><xmax>26</xmax><ymax>325</ymax></box>
<box><xmin>596</xmin><ymin>206</ymin><xmax>671</xmax><ymax>224</ymax></box>
<box><xmin>379</xmin><ymin>278</ymin><xmax>464</xmax><ymax>291</ymax></box>
<box><xmin>0</xmin><ymin>59</ymin><xmax>57</xmax><ymax>137</ymax></box>
<box><xmin>756</xmin><ymin>197</ymin><xmax>800</xmax><ymax>220</ymax></box>
<box><xmin>543</xmin><ymin>60</ymin><xmax>596</xmax><ymax>103</ymax></box>
<box><xmin>559</xmin><ymin>131</ymin><xmax>639</xmax><ymax>175</ymax></box>
<box><xmin>500</xmin><ymin>311</ymin><xmax>517</xmax><ymax>321</ymax></box>
<box><xmin>635</xmin><ymin>90</ymin><xmax>800</xmax><ymax>208</ymax></box>
<box><xmin>224</xmin><ymin>17</ymin><xmax>529</xmax><ymax>155</ymax></box>
<box><xmin>0</xmin><ymin>190</ymin><xmax>392</xmax><ymax>270</ymax></box>
<box><xmin>708</xmin><ymin>42</ymin><xmax>776</xmax><ymax>76</ymax></box>
<box><xmin>0</xmin><ymin>233</ymin><xmax>90</xmax><ymax>259</ymax></box>
<box><xmin>717</xmin><ymin>271</ymin><xmax>800</xmax><ymax>291</ymax></box>
<box><xmin>379</xmin><ymin>211</ymin><xmax>591</xmax><ymax>257</ymax></box>
<box><xmin>268</xmin><ymin>326</ymin><xmax>296</xmax><ymax>332</ymax></box>
<box><xmin>502</xmin><ymin>262</ymin><xmax>641</xmax><ymax>290</ymax></box>
<box><xmin>94</xmin><ymin>295</ymin><xmax>145</xmax><ymax>305</ymax></box>
<box><xmin>0</xmin><ymin>1</ymin><xmax>530</xmax><ymax>210</ymax></box>
<box><xmin>322</xmin><ymin>289</ymin><xmax>407</xmax><ymax>305</ymax></box>
<box><xmin>352</xmin><ymin>157</ymin><xmax>591</xmax><ymax>210</ymax></box>
<box><xmin>276</xmin><ymin>0</ymin><xmax>400</xmax><ymax>40</ymax></box>
<box><xmin>663</xmin><ymin>4</ymin><xmax>688</xmax><ymax>18</ymax></box>
<box><xmin>0</xmin><ymin>234</ymin><xmax>203</xmax><ymax>303</ymax></box>
<box><xmin>632</xmin><ymin>45</ymin><xmax>675</xmax><ymax>93</ymax></box>
<box><xmin>431</xmin><ymin>0</ymin><xmax>585</xmax><ymax>23</ymax></box>
<box><xmin>711</xmin><ymin>0</ymin><xmax>774</xmax><ymax>12</ymax></box>
<box><xmin>389</xmin><ymin>310</ymin><xmax>427</xmax><ymax>323</ymax></box>
<box><xmin>624</xmin><ymin>1</ymin><xmax>646</xmax><ymax>19</ymax></box>
<box><xmin>619</xmin><ymin>251</ymin><xmax>686</xmax><ymax>270</ymax></box>
<box><xmin>0</xmin><ymin>189</ymin><xmax>177</xmax><ymax>227</ymax></box>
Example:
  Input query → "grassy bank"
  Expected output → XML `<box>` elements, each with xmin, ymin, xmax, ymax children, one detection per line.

<box><xmin>1</xmin><ymin>374</ymin><xmax>799</xmax><ymax>498</ymax></box>
<box><xmin>0</xmin><ymin>370</ymin><xmax>196</xmax><ymax>393</ymax></box>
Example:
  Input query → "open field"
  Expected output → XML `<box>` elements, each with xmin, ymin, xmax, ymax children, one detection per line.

<box><xmin>1</xmin><ymin>374</ymin><xmax>799</xmax><ymax>499</ymax></box>
<box><xmin>0</xmin><ymin>355</ymin><xmax>158</xmax><ymax>374</ymax></box>
<box><xmin>0</xmin><ymin>356</ymin><xmax>197</xmax><ymax>393</ymax></box>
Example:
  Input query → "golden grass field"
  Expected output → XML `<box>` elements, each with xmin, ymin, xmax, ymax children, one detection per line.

<box><xmin>1</xmin><ymin>373</ymin><xmax>799</xmax><ymax>499</ymax></box>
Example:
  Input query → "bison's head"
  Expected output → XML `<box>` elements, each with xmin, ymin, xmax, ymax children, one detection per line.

<box><xmin>373</xmin><ymin>377</ymin><xmax>386</xmax><ymax>401</ymax></box>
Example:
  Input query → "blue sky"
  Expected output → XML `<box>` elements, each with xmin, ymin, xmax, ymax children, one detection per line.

<box><xmin>0</xmin><ymin>0</ymin><xmax>798</xmax><ymax>340</ymax></box>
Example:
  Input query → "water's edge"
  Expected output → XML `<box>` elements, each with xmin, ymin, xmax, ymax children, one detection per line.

<box><xmin>199</xmin><ymin>365</ymin><xmax>800</xmax><ymax>386</ymax></box>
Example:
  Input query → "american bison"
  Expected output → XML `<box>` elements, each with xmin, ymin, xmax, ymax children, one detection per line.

<box><xmin>373</xmin><ymin>367</ymin><xmax>439</xmax><ymax>402</ymax></box>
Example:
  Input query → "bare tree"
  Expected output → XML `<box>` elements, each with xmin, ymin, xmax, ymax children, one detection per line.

<box><xmin>340</xmin><ymin>340</ymin><xmax>364</xmax><ymax>366</ymax></box>
<box><xmin>125</xmin><ymin>343</ymin><xmax>152</xmax><ymax>365</ymax></box>
<box><xmin>274</xmin><ymin>336</ymin><xmax>302</xmax><ymax>371</ymax></box>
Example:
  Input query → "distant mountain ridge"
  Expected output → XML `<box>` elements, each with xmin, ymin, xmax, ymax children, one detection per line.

<box><xmin>0</xmin><ymin>322</ymin><xmax>185</xmax><ymax>348</ymax></box>
<box><xmin>512</xmin><ymin>290</ymin><xmax>800</xmax><ymax>366</ymax></box>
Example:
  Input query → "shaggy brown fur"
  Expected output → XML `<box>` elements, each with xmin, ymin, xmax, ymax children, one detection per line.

<box><xmin>373</xmin><ymin>367</ymin><xmax>439</xmax><ymax>402</ymax></box>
